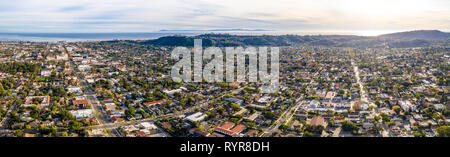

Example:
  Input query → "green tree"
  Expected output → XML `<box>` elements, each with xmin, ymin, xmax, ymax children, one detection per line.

<box><xmin>230</xmin><ymin>102</ymin><xmax>241</xmax><ymax>112</ymax></box>
<box><xmin>341</xmin><ymin>121</ymin><xmax>359</xmax><ymax>132</ymax></box>
<box><xmin>379</xmin><ymin>113</ymin><xmax>390</xmax><ymax>122</ymax></box>
<box><xmin>303</xmin><ymin>131</ymin><xmax>313</xmax><ymax>137</ymax></box>
<box><xmin>437</xmin><ymin>126</ymin><xmax>450</xmax><ymax>137</ymax></box>
<box><xmin>392</xmin><ymin>105</ymin><xmax>401</xmax><ymax>114</ymax></box>
<box><xmin>125</xmin><ymin>106</ymin><xmax>136</xmax><ymax>117</ymax></box>
<box><xmin>16</xmin><ymin>130</ymin><xmax>24</xmax><ymax>137</ymax></box>
<box><xmin>69</xmin><ymin>121</ymin><xmax>84</xmax><ymax>133</ymax></box>
<box><xmin>61</xmin><ymin>132</ymin><xmax>69</xmax><ymax>137</ymax></box>
<box><xmin>59</xmin><ymin>110</ymin><xmax>73</xmax><ymax>121</ymax></box>
<box><xmin>246</xmin><ymin>122</ymin><xmax>257</xmax><ymax>129</ymax></box>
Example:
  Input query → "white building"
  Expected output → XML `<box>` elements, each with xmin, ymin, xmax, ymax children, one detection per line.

<box><xmin>78</xmin><ymin>65</ymin><xmax>91</xmax><ymax>72</ymax></box>
<box><xmin>140</xmin><ymin>122</ymin><xmax>157</xmax><ymax>130</ymax></box>
<box><xmin>434</xmin><ymin>104</ymin><xmax>445</xmax><ymax>110</ymax></box>
<box><xmin>70</xmin><ymin>109</ymin><xmax>93</xmax><ymax>119</ymax></box>
<box><xmin>40</xmin><ymin>70</ymin><xmax>52</xmax><ymax>77</ymax></box>
<box><xmin>185</xmin><ymin>112</ymin><xmax>207</xmax><ymax>122</ymax></box>
<box><xmin>164</xmin><ymin>89</ymin><xmax>182</xmax><ymax>96</ymax></box>
<box><xmin>399</xmin><ymin>100</ymin><xmax>416</xmax><ymax>112</ymax></box>
<box><xmin>256</xmin><ymin>96</ymin><xmax>271</xmax><ymax>104</ymax></box>
<box><xmin>225</xmin><ymin>97</ymin><xmax>244</xmax><ymax>105</ymax></box>
<box><xmin>24</xmin><ymin>96</ymin><xmax>51</xmax><ymax>107</ymax></box>
<box><xmin>308</xmin><ymin>100</ymin><xmax>320</xmax><ymax>109</ymax></box>
<box><xmin>67</xmin><ymin>86</ymin><xmax>82</xmax><ymax>94</ymax></box>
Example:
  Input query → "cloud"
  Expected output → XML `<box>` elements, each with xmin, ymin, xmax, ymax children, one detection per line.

<box><xmin>0</xmin><ymin>0</ymin><xmax>448</xmax><ymax>33</ymax></box>
<box><xmin>59</xmin><ymin>6</ymin><xmax>86</xmax><ymax>12</ymax></box>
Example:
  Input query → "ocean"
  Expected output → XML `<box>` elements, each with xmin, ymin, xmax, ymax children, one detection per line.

<box><xmin>0</xmin><ymin>32</ymin><xmax>202</xmax><ymax>42</ymax></box>
<box><xmin>0</xmin><ymin>31</ymin><xmax>372</xmax><ymax>42</ymax></box>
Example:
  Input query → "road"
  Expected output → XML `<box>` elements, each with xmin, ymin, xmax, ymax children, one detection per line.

<box><xmin>67</xmin><ymin>49</ymin><xmax>115</xmax><ymax>136</ymax></box>
<box><xmin>261</xmin><ymin>70</ymin><xmax>319</xmax><ymax>137</ymax></box>
<box><xmin>68</xmin><ymin>51</ymin><xmax>110</xmax><ymax>125</ymax></box>
<box><xmin>351</xmin><ymin>59</ymin><xmax>367</xmax><ymax>102</ymax></box>
<box><xmin>262</xmin><ymin>97</ymin><xmax>305</xmax><ymax>137</ymax></box>
<box><xmin>65</xmin><ymin>46</ymin><xmax>247</xmax><ymax>136</ymax></box>
<box><xmin>1</xmin><ymin>78</ymin><xmax>33</xmax><ymax>130</ymax></box>
<box><xmin>85</xmin><ymin>85</ymin><xmax>245</xmax><ymax>136</ymax></box>
<box><xmin>351</xmin><ymin>59</ymin><xmax>392</xmax><ymax>137</ymax></box>
<box><xmin>0</xmin><ymin>102</ymin><xmax>18</xmax><ymax>129</ymax></box>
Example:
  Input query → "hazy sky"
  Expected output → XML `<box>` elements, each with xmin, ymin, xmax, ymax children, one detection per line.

<box><xmin>0</xmin><ymin>0</ymin><xmax>448</xmax><ymax>35</ymax></box>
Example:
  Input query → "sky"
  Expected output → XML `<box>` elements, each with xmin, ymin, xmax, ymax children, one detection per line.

<box><xmin>0</xmin><ymin>0</ymin><xmax>448</xmax><ymax>35</ymax></box>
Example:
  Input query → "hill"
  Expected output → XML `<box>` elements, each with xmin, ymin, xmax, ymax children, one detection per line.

<box><xmin>115</xmin><ymin>30</ymin><xmax>449</xmax><ymax>48</ymax></box>
<box><xmin>378</xmin><ymin>30</ymin><xmax>450</xmax><ymax>40</ymax></box>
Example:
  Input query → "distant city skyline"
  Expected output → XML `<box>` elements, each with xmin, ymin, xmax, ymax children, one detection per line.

<box><xmin>0</xmin><ymin>0</ymin><xmax>449</xmax><ymax>36</ymax></box>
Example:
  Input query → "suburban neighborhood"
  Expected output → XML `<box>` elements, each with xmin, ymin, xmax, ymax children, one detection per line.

<box><xmin>0</xmin><ymin>34</ymin><xmax>449</xmax><ymax>137</ymax></box>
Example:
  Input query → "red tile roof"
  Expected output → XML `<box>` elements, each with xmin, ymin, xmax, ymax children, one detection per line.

<box><xmin>161</xmin><ymin>122</ymin><xmax>172</xmax><ymax>129</ymax></box>
<box><xmin>219</xmin><ymin>122</ymin><xmax>235</xmax><ymax>130</ymax></box>
<box><xmin>245</xmin><ymin>129</ymin><xmax>258</xmax><ymax>137</ymax></box>
<box><xmin>214</xmin><ymin>127</ymin><xmax>234</xmax><ymax>135</ymax></box>
<box><xmin>133</xmin><ymin>131</ymin><xmax>146</xmax><ymax>137</ymax></box>
<box><xmin>230</xmin><ymin>124</ymin><xmax>246</xmax><ymax>134</ymax></box>
<box><xmin>24</xmin><ymin>96</ymin><xmax>50</xmax><ymax>104</ymax></box>
<box><xmin>72</xmin><ymin>99</ymin><xmax>89</xmax><ymax>105</ymax></box>
<box><xmin>112</xmin><ymin>117</ymin><xmax>124</xmax><ymax>122</ymax></box>
<box><xmin>214</xmin><ymin>122</ymin><xmax>246</xmax><ymax>136</ymax></box>
<box><xmin>143</xmin><ymin>100</ymin><xmax>165</xmax><ymax>106</ymax></box>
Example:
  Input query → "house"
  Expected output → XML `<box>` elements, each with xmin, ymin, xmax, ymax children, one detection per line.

<box><xmin>307</xmin><ymin>116</ymin><xmax>327</xmax><ymax>128</ymax></box>
<box><xmin>308</xmin><ymin>100</ymin><xmax>320</xmax><ymax>109</ymax></box>
<box><xmin>248</xmin><ymin>103</ymin><xmax>268</xmax><ymax>110</ymax></box>
<box><xmin>163</xmin><ymin>87</ymin><xmax>186</xmax><ymax>96</ymax></box>
<box><xmin>23</xmin><ymin>133</ymin><xmax>37</xmax><ymax>137</ymax></box>
<box><xmin>335</xmin><ymin>104</ymin><xmax>351</xmax><ymax>110</ymax></box>
<box><xmin>70</xmin><ymin>109</ymin><xmax>93</xmax><ymax>119</ymax></box>
<box><xmin>256</xmin><ymin>96</ymin><xmax>271</xmax><ymax>105</ymax></box>
<box><xmin>358</xmin><ymin>101</ymin><xmax>368</xmax><ymax>110</ymax></box>
<box><xmin>244</xmin><ymin>129</ymin><xmax>259</xmax><ymax>137</ymax></box>
<box><xmin>233</xmin><ymin>108</ymin><xmax>248</xmax><ymax>116</ymax></box>
<box><xmin>230</xmin><ymin>124</ymin><xmax>246</xmax><ymax>134</ymax></box>
<box><xmin>111</xmin><ymin>117</ymin><xmax>125</xmax><ymax>123</ymax></box>
<box><xmin>104</xmin><ymin>103</ymin><xmax>116</xmax><ymax>111</ymax></box>
<box><xmin>290</xmin><ymin>120</ymin><xmax>303</xmax><ymax>131</ymax></box>
<box><xmin>109</xmin><ymin>110</ymin><xmax>124</xmax><ymax>118</ymax></box>
<box><xmin>24</xmin><ymin>96</ymin><xmax>51</xmax><ymax>107</ymax></box>
<box><xmin>143</xmin><ymin>100</ymin><xmax>165</xmax><ymax>107</ymax></box>
<box><xmin>325</xmin><ymin>92</ymin><xmax>336</xmax><ymax>101</ymax></box>
<box><xmin>225</xmin><ymin>97</ymin><xmax>244</xmax><ymax>106</ymax></box>
<box><xmin>398</xmin><ymin>100</ymin><xmax>416</xmax><ymax>112</ymax></box>
<box><xmin>161</xmin><ymin>122</ymin><xmax>172</xmax><ymax>129</ymax></box>
<box><xmin>389</xmin><ymin>99</ymin><xmax>399</xmax><ymax>106</ymax></box>
<box><xmin>244</xmin><ymin>112</ymin><xmax>261</xmax><ymax>121</ymax></box>
<box><xmin>295</xmin><ymin>111</ymin><xmax>308</xmax><ymax>120</ymax></box>
<box><xmin>185</xmin><ymin>112</ymin><xmax>208</xmax><ymax>122</ymax></box>
<box><xmin>362</xmin><ymin>122</ymin><xmax>374</xmax><ymax>129</ymax></box>
<box><xmin>214</xmin><ymin>122</ymin><xmax>247</xmax><ymax>137</ymax></box>
<box><xmin>67</xmin><ymin>86</ymin><xmax>82</xmax><ymax>94</ymax></box>
<box><xmin>413</xmin><ymin>114</ymin><xmax>423</xmax><ymax>121</ymax></box>
<box><xmin>433</xmin><ymin>104</ymin><xmax>445</xmax><ymax>111</ymax></box>
<box><xmin>40</xmin><ymin>70</ymin><xmax>52</xmax><ymax>77</ymax></box>
<box><xmin>78</xmin><ymin>65</ymin><xmax>91</xmax><ymax>71</ymax></box>
<box><xmin>139</xmin><ymin>122</ymin><xmax>157</xmax><ymax>130</ymax></box>
<box><xmin>189</xmin><ymin>128</ymin><xmax>211</xmax><ymax>137</ymax></box>
<box><xmin>72</xmin><ymin>99</ymin><xmax>89</xmax><ymax>108</ymax></box>
<box><xmin>122</xmin><ymin>125</ymin><xmax>139</xmax><ymax>132</ymax></box>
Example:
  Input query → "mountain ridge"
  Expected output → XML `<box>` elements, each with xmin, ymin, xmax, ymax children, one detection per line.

<box><xmin>115</xmin><ymin>30</ymin><xmax>449</xmax><ymax>48</ymax></box>
<box><xmin>378</xmin><ymin>30</ymin><xmax>450</xmax><ymax>40</ymax></box>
